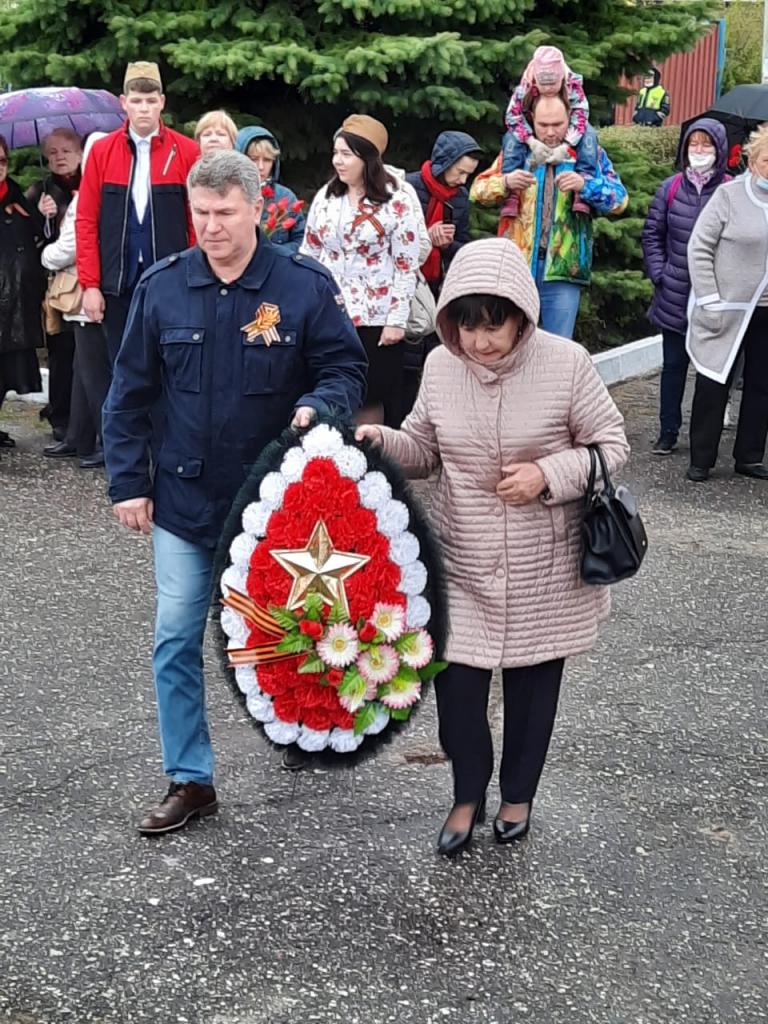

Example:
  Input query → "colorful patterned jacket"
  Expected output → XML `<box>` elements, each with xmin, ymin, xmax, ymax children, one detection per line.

<box><xmin>470</xmin><ymin>147</ymin><xmax>628</xmax><ymax>286</ymax></box>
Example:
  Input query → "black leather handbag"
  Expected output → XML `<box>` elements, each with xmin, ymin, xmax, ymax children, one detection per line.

<box><xmin>581</xmin><ymin>444</ymin><xmax>648</xmax><ymax>585</ymax></box>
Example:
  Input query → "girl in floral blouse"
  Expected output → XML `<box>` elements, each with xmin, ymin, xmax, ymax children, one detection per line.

<box><xmin>301</xmin><ymin>114</ymin><xmax>420</xmax><ymax>426</ymax></box>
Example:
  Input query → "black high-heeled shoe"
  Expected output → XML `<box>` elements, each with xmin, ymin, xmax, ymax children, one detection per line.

<box><xmin>436</xmin><ymin>796</ymin><xmax>486</xmax><ymax>858</ymax></box>
<box><xmin>493</xmin><ymin>800</ymin><xmax>532</xmax><ymax>844</ymax></box>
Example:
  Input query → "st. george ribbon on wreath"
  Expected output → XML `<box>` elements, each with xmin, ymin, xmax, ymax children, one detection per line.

<box><xmin>214</xmin><ymin>420</ymin><xmax>446</xmax><ymax>762</ymax></box>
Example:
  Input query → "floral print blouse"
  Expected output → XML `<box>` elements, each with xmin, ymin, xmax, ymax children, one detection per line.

<box><xmin>300</xmin><ymin>186</ymin><xmax>420</xmax><ymax>329</ymax></box>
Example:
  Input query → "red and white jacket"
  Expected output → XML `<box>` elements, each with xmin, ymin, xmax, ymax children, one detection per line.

<box><xmin>76</xmin><ymin>120</ymin><xmax>199</xmax><ymax>295</ymax></box>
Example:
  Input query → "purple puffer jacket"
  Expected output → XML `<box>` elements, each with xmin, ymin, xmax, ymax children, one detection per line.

<box><xmin>642</xmin><ymin>118</ymin><xmax>729</xmax><ymax>335</ymax></box>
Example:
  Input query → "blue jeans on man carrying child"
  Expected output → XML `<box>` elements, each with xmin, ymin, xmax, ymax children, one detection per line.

<box><xmin>152</xmin><ymin>525</ymin><xmax>215</xmax><ymax>785</ymax></box>
<box><xmin>535</xmin><ymin>260</ymin><xmax>582</xmax><ymax>339</ymax></box>
<box><xmin>501</xmin><ymin>123</ymin><xmax>599</xmax><ymax>176</ymax></box>
<box><xmin>659</xmin><ymin>329</ymin><xmax>690</xmax><ymax>438</ymax></box>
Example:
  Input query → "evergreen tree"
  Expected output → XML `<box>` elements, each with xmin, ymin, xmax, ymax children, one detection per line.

<box><xmin>0</xmin><ymin>0</ymin><xmax>716</xmax><ymax>186</ymax></box>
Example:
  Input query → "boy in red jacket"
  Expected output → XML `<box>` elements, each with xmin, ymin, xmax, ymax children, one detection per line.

<box><xmin>76</xmin><ymin>61</ymin><xmax>200</xmax><ymax>364</ymax></box>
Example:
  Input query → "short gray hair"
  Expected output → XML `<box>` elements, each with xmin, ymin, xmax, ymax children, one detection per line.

<box><xmin>187</xmin><ymin>150</ymin><xmax>262</xmax><ymax>202</ymax></box>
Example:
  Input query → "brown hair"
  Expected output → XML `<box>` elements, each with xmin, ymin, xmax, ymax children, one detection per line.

<box><xmin>125</xmin><ymin>78</ymin><xmax>162</xmax><ymax>95</ymax></box>
<box><xmin>0</xmin><ymin>134</ymin><xmax>9</xmax><ymax>160</ymax></box>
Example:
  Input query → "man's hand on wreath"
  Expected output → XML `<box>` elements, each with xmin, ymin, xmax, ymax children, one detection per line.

<box><xmin>291</xmin><ymin>406</ymin><xmax>317</xmax><ymax>430</ymax></box>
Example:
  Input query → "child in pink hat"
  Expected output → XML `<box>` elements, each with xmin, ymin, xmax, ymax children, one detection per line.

<box><xmin>500</xmin><ymin>45</ymin><xmax>596</xmax><ymax>217</ymax></box>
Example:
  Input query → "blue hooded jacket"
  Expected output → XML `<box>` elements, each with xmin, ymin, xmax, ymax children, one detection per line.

<box><xmin>642</xmin><ymin>117</ymin><xmax>729</xmax><ymax>334</ymax></box>
<box><xmin>405</xmin><ymin>131</ymin><xmax>482</xmax><ymax>283</ymax></box>
<box><xmin>235</xmin><ymin>125</ymin><xmax>306</xmax><ymax>254</ymax></box>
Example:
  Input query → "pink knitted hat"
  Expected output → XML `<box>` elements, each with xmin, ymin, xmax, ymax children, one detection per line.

<box><xmin>525</xmin><ymin>45</ymin><xmax>567</xmax><ymax>87</ymax></box>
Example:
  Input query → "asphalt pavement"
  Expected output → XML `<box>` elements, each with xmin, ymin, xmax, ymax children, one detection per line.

<box><xmin>0</xmin><ymin>374</ymin><xmax>766</xmax><ymax>1024</ymax></box>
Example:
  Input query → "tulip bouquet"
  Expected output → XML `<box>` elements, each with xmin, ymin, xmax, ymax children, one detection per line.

<box><xmin>261</xmin><ymin>185</ymin><xmax>305</xmax><ymax>236</ymax></box>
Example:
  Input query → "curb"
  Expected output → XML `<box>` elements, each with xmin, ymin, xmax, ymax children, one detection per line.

<box><xmin>591</xmin><ymin>334</ymin><xmax>663</xmax><ymax>386</ymax></box>
<box><xmin>11</xmin><ymin>335</ymin><xmax>664</xmax><ymax>406</ymax></box>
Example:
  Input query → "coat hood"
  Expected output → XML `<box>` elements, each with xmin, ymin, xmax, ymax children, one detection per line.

<box><xmin>435</xmin><ymin>238</ymin><xmax>540</xmax><ymax>371</ymax></box>
<box><xmin>82</xmin><ymin>131</ymin><xmax>108</xmax><ymax>174</ymax></box>
<box><xmin>235</xmin><ymin>125</ymin><xmax>282</xmax><ymax>181</ymax></box>
<box><xmin>679</xmin><ymin>116</ymin><xmax>728</xmax><ymax>176</ymax></box>
<box><xmin>645</xmin><ymin>68</ymin><xmax>662</xmax><ymax>88</ymax></box>
<box><xmin>430</xmin><ymin>131</ymin><xmax>483</xmax><ymax>178</ymax></box>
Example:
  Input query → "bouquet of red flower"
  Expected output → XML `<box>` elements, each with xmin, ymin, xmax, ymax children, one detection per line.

<box><xmin>217</xmin><ymin>422</ymin><xmax>445</xmax><ymax>758</ymax></box>
<box><xmin>261</xmin><ymin>185</ymin><xmax>305</xmax><ymax>236</ymax></box>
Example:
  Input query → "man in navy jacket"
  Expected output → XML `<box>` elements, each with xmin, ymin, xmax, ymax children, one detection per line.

<box><xmin>103</xmin><ymin>150</ymin><xmax>367</xmax><ymax>835</ymax></box>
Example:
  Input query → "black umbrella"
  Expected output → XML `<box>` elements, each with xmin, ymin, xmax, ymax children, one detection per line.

<box><xmin>675</xmin><ymin>85</ymin><xmax>768</xmax><ymax>169</ymax></box>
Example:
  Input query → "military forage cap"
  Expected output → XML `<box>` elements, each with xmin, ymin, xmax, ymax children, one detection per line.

<box><xmin>123</xmin><ymin>61</ymin><xmax>163</xmax><ymax>92</ymax></box>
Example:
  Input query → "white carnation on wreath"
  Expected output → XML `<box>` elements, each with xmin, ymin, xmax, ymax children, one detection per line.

<box><xmin>246</xmin><ymin>690</ymin><xmax>275</xmax><ymax>723</ymax></box>
<box><xmin>328</xmin><ymin>728</ymin><xmax>364</xmax><ymax>753</ymax></box>
<box><xmin>332</xmin><ymin>445</ymin><xmax>368</xmax><ymax>480</ymax></box>
<box><xmin>259</xmin><ymin>471</ymin><xmax>287</xmax><ymax>507</ymax></box>
<box><xmin>280</xmin><ymin>446</ymin><xmax>308</xmax><ymax>483</ymax></box>
<box><xmin>221</xmin><ymin>564</ymin><xmax>248</xmax><ymax>597</ymax></box>
<box><xmin>358</xmin><ymin>471</ymin><xmax>392</xmax><ymax>511</ymax></box>
<box><xmin>376</xmin><ymin>498</ymin><xmax>410</xmax><ymax>538</ymax></box>
<box><xmin>363</xmin><ymin>708</ymin><xmax>391</xmax><ymax>736</ymax></box>
<box><xmin>297</xmin><ymin>726</ymin><xmax>331</xmax><ymax>751</ymax></box>
<box><xmin>302</xmin><ymin>424</ymin><xmax>344</xmax><ymax>457</ymax></box>
<box><xmin>234</xmin><ymin>665</ymin><xmax>258</xmax><ymax>696</ymax></box>
<box><xmin>229</xmin><ymin>531</ymin><xmax>257</xmax><ymax>570</ymax></box>
<box><xmin>406</xmin><ymin>594</ymin><xmax>431</xmax><ymax>629</ymax></box>
<box><xmin>242</xmin><ymin>500</ymin><xmax>273</xmax><ymax>538</ymax></box>
<box><xmin>388</xmin><ymin>531</ymin><xmax>420</xmax><ymax>566</ymax></box>
<box><xmin>399</xmin><ymin>559</ymin><xmax>428</xmax><ymax>596</ymax></box>
<box><xmin>264</xmin><ymin>719</ymin><xmax>300</xmax><ymax>745</ymax></box>
<box><xmin>221</xmin><ymin>606</ymin><xmax>250</xmax><ymax>646</ymax></box>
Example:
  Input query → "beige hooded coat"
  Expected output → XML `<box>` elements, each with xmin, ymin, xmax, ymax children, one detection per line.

<box><xmin>379</xmin><ymin>238</ymin><xmax>630</xmax><ymax>669</ymax></box>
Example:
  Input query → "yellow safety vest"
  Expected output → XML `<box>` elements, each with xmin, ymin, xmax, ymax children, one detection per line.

<box><xmin>637</xmin><ymin>85</ymin><xmax>667</xmax><ymax>111</ymax></box>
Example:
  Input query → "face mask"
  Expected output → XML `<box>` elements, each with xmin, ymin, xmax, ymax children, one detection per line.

<box><xmin>688</xmin><ymin>152</ymin><xmax>715</xmax><ymax>171</ymax></box>
<box><xmin>755</xmin><ymin>175</ymin><xmax>768</xmax><ymax>191</ymax></box>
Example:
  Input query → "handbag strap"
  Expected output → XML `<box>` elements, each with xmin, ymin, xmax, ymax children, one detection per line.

<box><xmin>585</xmin><ymin>446</ymin><xmax>598</xmax><ymax>509</ymax></box>
<box><xmin>588</xmin><ymin>443</ymin><xmax>616</xmax><ymax>497</ymax></box>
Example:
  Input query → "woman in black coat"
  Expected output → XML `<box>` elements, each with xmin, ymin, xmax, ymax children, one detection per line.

<box><xmin>0</xmin><ymin>133</ymin><xmax>44</xmax><ymax>452</ymax></box>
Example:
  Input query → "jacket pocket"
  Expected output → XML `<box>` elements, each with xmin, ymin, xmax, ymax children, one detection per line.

<box><xmin>160</xmin><ymin>327</ymin><xmax>204</xmax><ymax>393</ymax></box>
<box><xmin>156</xmin><ymin>446</ymin><xmax>203</xmax><ymax>479</ymax></box>
<box><xmin>242</xmin><ymin>327</ymin><xmax>297</xmax><ymax>395</ymax></box>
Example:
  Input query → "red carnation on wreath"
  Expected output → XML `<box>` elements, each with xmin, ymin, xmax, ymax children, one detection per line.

<box><xmin>218</xmin><ymin>423</ymin><xmax>445</xmax><ymax>759</ymax></box>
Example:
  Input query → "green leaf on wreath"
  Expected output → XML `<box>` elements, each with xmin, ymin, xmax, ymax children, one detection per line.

<box><xmin>393</xmin><ymin>665</ymin><xmax>420</xmax><ymax>685</ymax></box>
<box><xmin>303</xmin><ymin>593</ymin><xmax>325</xmax><ymax>621</ymax></box>
<box><xmin>298</xmin><ymin>652</ymin><xmax>326</xmax><ymax>674</ymax></box>
<box><xmin>269</xmin><ymin>605</ymin><xmax>299</xmax><ymax>631</ymax></box>
<box><xmin>394</xmin><ymin>631</ymin><xmax>418</xmax><ymax>655</ymax></box>
<box><xmin>418</xmin><ymin>661</ymin><xmax>449</xmax><ymax>681</ymax></box>
<box><xmin>276</xmin><ymin>633</ymin><xmax>314</xmax><ymax>655</ymax></box>
<box><xmin>327</xmin><ymin>601</ymin><xmax>347</xmax><ymax>625</ymax></box>
<box><xmin>389</xmin><ymin>707</ymin><xmax>411</xmax><ymax>721</ymax></box>
<box><xmin>353</xmin><ymin>701</ymin><xmax>385</xmax><ymax>736</ymax></box>
<box><xmin>338</xmin><ymin>665</ymin><xmax>365</xmax><ymax>698</ymax></box>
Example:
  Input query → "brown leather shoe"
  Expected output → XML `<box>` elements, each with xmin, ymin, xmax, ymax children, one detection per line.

<box><xmin>137</xmin><ymin>781</ymin><xmax>218</xmax><ymax>835</ymax></box>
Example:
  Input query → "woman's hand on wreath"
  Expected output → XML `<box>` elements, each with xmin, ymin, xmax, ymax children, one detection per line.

<box><xmin>355</xmin><ymin>425</ymin><xmax>384</xmax><ymax>446</ymax></box>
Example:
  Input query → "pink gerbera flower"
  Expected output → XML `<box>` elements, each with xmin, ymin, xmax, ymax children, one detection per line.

<box><xmin>380</xmin><ymin>676</ymin><xmax>422</xmax><ymax>710</ymax></box>
<box><xmin>357</xmin><ymin>644</ymin><xmax>399</xmax><ymax>686</ymax></box>
<box><xmin>370</xmin><ymin>602</ymin><xmax>405</xmax><ymax>641</ymax></box>
<box><xmin>398</xmin><ymin>629</ymin><xmax>434</xmax><ymax>669</ymax></box>
<box><xmin>317</xmin><ymin>623</ymin><xmax>359</xmax><ymax>668</ymax></box>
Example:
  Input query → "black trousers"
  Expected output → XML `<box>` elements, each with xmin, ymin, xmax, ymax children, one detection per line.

<box><xmin>103</xmin><ymin>291</ymin><xmax>135</xmax><ymax>368</ymax></box>
<box><xmin>357</xmin><ymin>326</ymin><xmax>404</xmax><ymax>427</ymax></box>
<box><xmin>43</xmin><ymin>329</ymin><xmax>75</xmax><ymax>431</ymax></box>
<box><xmin>65</xmin><ymin>322</ymin><xmax>112</xmax><ymax>455</ymax></box>
<box><xmin>435</xmin><ymin>659</ymin><xmax>565</xmax><ymax>805</ymax></box>
<box><xmin>689</xmin><ymin>307</ymin><xmax>768</xmax><ymax>469</ymax></box>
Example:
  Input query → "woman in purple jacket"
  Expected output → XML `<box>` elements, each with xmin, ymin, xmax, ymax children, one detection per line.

<box><xmin>642</xmin><ymin>118</ymin><xmax>729</xmax><ymax>455</ymax></box>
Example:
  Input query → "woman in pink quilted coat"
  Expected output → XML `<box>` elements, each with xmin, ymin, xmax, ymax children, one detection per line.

<box><xmin>357</xmin><ymin>236</ymin><xmax>629</xmax><ymax>856</ymax></box>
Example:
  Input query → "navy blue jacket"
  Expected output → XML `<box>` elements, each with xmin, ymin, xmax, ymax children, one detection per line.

<box><xmin>406</xmin><ymin>130</ymin><xmax>482</xmax><ymax>283</ymax></box>
<box><xmin>642</xmin><ymin>117</ymin><xmax>728</xmax><ymax>334</ymax></box>
<box><xmin>103</xmin><ymin>239</ymin><xmax>367</xmax><ymax>548</ymax></box>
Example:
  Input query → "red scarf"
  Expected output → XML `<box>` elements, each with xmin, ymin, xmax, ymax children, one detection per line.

<box><xmin>420</xmin><ymin>160</ymin><xmax>459</xmax><ymax>283</ymax></box>
<box><xmin>0</xmin><ymin>180</ymin><xmax>8</xmax><ymax>205</ymax></box>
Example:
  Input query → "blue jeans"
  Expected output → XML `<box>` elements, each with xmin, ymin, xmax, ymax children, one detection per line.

<box><xmin>659</xmin><ymin>329</ymin><xmax>690</xmax><ymax>438</ymax></box>
<box><xmin>152</xmin><ymin>525</ymin><xmax>215</xmax><ymax>784</ymax></box>
<box><xmin>535</xmin><ymin>261</ymin><xmax>582</xmax><ymax>339</ymax></box>
<box><xmin>501</xmin><ymin>124</ymin><xmax>599</xmax><ymax>175</ymax></box>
